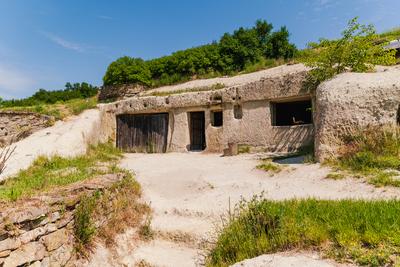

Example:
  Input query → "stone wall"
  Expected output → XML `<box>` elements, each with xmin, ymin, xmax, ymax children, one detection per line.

<box><xmin>314</xmin><ymin>66</ymin><xmax>400</xmax><ymax>161</ymax></box>
<box><xmin>98</xmin><ymin>84</ymin><xmax>146</xmax><ymax>102</ymax></box>
<box><xmin>0</xmin><ymin>174</ymin><xmax>123</xmax><ymax>267</ymax></box>
<box><xmin>0</xmin><ymin>112</ymin><xmax>53</xmax><ymax>146</ymax></box>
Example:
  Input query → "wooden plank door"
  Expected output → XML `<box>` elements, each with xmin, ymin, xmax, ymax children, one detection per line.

<box><xmin>189</xmin><ymin>111</ymin><xmax>206</xmax><ymax>151</ymax></box>
<box><xmin>117</xmin><ymin>113</ymin><xmax>169</xmax><ymax>153</ymax></box>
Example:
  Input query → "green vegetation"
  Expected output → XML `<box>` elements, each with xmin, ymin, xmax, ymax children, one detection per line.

<box><xmin>238</xmin><ymin>145</ymin><xmax>251</xmax><ymax>154</ymax></box>
<box><xmin>301</xmin><ymin>17</ymin><xmax>397</xmax><ymax>89</ymax></box>
<box><xmin>330</xmin><ymin>126</ymin><xmax>400</xmax><ymax>187</ymax></box>
<box><xmin>147</xmin><ymin>83</ymin><xmax>225</xmax><ymax>97</ymax></box>
<box><xmin>0</xmin><ymin>82</ymin><xmax>99</xmax><ymax>120</ymax></box>
<box><xmin>74</xmin><ymin>193</ymin><xmax>97</xmax><ymax>248</ymax></box>
<box><xmin>207</xmin><ymin>198</ymin><xmax>400</xmax><ymax>266</ymax></box>
<box><xmin>103</xmin><ymin>20</ymin><xmax>297</xmax><ymax>87</ymax></box>
<box><xmin>0</xmin><ymin>82</ymin><xmax>98</xmax><ymax>108</ymax></box>
<box><xmin>0</xmin><ymin>97</ymin><xmax>98</xmax><ymax>120</ymax></box>
<box><xmin>326</xmin><ymin>172</ymin><xmax>345</xmax><ymax>180</ymax></box>
<box><xmin>256</xmin><ymin>160</ymin><xmax>283</xmax><ymax>174</ymax></box>
<box><xmin>0</xmin><ymin>142</ymin><xmax>122</xmax><ymax>201</ymax></box>
<box><xmin>75</xmin><ymin>172</ymin><xmax>150</xmax><ymax>254</ymax></box>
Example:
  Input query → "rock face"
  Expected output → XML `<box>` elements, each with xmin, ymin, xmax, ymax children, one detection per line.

<box><xmin>98</xmin><ymin>84</ymin><xmax>146</xmax><ymax>101</ymax></box>
<box><xmin>314</xmin><ymin>66</ymin><xmax>400</xmax><ymax>161</ymax></box>
<box><xmin>0</xmin><ymin>111</ymin><xmax>53</xmax><ymax>146</ymax></box>
<box><xmin>0</xmin><ymin>174</ymin><xmax>123</xmax><ymax>266</ymax></box>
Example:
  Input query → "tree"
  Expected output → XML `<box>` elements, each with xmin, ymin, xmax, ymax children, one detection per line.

<box><xmin>302</xmin><ymin>17</ymin><xmax>397</xmax><ymax>89</ymax></box>
<box><xmin>103</xmin><ymin>56</ymin><xmax>152</xmax><ymax>86</ymax></box>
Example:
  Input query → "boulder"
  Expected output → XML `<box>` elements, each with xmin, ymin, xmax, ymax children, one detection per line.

<box><xmin>40</xmin><ymin>229</ymin><xmax>68</xmax><ymax>251</ymax></box>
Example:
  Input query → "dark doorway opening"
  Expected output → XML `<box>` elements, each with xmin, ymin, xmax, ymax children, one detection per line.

<box><xmin>272</xmin><ymin>100</ymin><xmax>312</xmax><ymax>126</ymax></box>
<box><xmin>116</xmin><ymin>113</ymin><xmax>169</xmax><ymax>153</ymax></box>
<box><xmin>211</xmin><ymin>111</ymin><xmax>223</xmax><ymax>127</ymax></box>
<box><xmin>189</xmin><ymin>111</ymin><xmax>206</xmax><ymax>151</ymax></box>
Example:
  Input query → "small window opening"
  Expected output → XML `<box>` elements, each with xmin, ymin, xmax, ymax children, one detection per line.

<box><xmin>211</xmin><ymin>111</ymin><xmax>223</xmax><ymax>127</ymax></box>
<box><xmin>234</xmin><ymin>105</ymin><xmax>243</xmax><ymax>119</ymax></box>
<box><xmin>397</xmin><ymin>105</ymin><xmax>400</xmax><ymax>125</ymax></box>
<box><xmin>272</xmin><ymin>100</ymin><xmax>312</xmax><ymax>126</ymax></box>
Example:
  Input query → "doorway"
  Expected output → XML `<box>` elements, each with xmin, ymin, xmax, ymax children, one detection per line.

<box><xmin>189</xmin><ymin>111</ymin><xmax>206</xmax><ymax>151</ymax></box>
<box><xmin>116</xmin><ymin>113</ymin><xmax>169</xmax><ymax>153</ymax></box>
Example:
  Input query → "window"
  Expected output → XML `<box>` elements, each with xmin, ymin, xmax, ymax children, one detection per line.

<box><xmin>211</xmin><ymin>111</ymin><xmax>223</xmax><ymax>127</ymax></box>
<box><xmin>234</xmin><ymin>105</ymin><xmax>243</xmax><ymax>119</ymax></box>
<box><xmin>271</xmin><ymin>99</ymin><xmax>312</xmax><ymax>126</ymax></box>
<box><xmin>397</xmin><ymin>105</ymin><xmax>400</xmax><ymax>125</ymax></box>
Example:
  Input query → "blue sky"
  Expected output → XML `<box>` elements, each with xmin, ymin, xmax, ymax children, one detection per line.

<box><xmin>0</xmin><ymin>0</ymin><xmax>399</xmax><ymax>99</ymax></box>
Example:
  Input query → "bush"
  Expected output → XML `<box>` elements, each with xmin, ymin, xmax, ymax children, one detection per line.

<box><xmin>301</xmin><ymin>17</ymin><xmax>397</xmax><ymax>89</ymax></box>
<box><xmin>103</xmin><ymin>20</ymin><xmax>297</xmax><ymax>87</ymax></box>
<box><xmin>207</xmin><ymin>197</ymin><xmax>400</xmax><ymax>266</ymax></box>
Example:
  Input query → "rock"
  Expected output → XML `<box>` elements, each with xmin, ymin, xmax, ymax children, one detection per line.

<box><xmin>7</xmin><ymin>207</ymin><xmax>47</xmax><ymax>224</ymax></box>
<box><xmin>40</xmin><ymin>229</ymin><xmax>68</xmax><ymax>251</ymax></box>
<box><xmin>49</xmin><ymin>243</ymin><xmax>73</xmax><ymax>266</ymax></box>
<box><xmin>40</xmin><ymin>257</ymin><xmax>50</xmax><ymax>267</ymax></box>
<box><xmin>19</xmin><ymin>223</ymin><xmax>58</xmax><ymax>244</ymax></box>
<box><xmin>30</xmin><ymin>261</ymin><xmax>42</xmax><ymax>267</ymax></box>
<box><xmin>3</xmin><ymin>242</ymin><xmax>46</xmax><ymax>267</ymax></box>
<box><xmin>0</xmin><ymin>238</ymin><xmax>21</xmax><ymax>253</ymax></box>
<box><xmin>0</xmin><ymin>249</ymin><xmax>10</xmax><ymax>257</ymax></box>
<box><xmin>55</xmin><ymin>212</ymin><xmax>74</xmax><ymax>229</ymax></box>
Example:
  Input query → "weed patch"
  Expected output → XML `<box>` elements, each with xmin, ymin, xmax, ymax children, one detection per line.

<box><xmin>329</xmin><ymin>126</ymin><xmax>400</xmax><ymax>187</ymax></box>
<box><xmin>0</xmin><ymin>142</ymin><xmax>122</xmax><ymax>201</ymax></box>
<box><xmin>74</xmin><ymin>172</ymin><xmax>150</xmax><ymax>256</ymax></box>
<box><xmin>256</xmin><ymin>160</ymin><xmax>283</xmax><ymax>174</ymax></box>
<box><xmin>207</xmin><ymin>197</ymin><xmax>400</xmax><ymax>266</ymax></box>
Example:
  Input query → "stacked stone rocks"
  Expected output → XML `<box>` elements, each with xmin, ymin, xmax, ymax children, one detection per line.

<box><xmin>0</xmin><ymin>174</ymin><xmax>123</xmax><ymax>266</ymax></box>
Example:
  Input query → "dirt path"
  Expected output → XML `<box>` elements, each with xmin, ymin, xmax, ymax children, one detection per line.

<box><xmin>86</xmin><ymin>152</ymin><xmax>400</xmax><ymax>267</ymax></box>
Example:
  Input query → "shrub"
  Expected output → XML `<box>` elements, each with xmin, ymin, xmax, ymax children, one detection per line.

<box><xmin>301</xmin><ymin>17</ymin><xmax>397</xmax><ymax>89</ymax></box>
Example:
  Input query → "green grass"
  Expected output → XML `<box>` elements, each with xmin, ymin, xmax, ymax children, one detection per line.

<box><xmin>207</xmin><ymin>198</ymin><xmax>400</xmax><ymax>267</ymax></box>
<box><xmin>329</xmin><ymin>126</ymin><xmax>400</xmax><ymax>187</ymax></box>
<box><xmin>0</xmin><ymin>142</ymin><xmax>122</xmax><ymax>201</ymax></box>
<box><xmin>256</xmin><ymin>160</ymin><xmax>283</xmax><ymax>174</ymax></box>
<box><xmin>326</xmin><ymin>172</ymin><xmax>346</xmax><ymax>180</ymax></box>
<box><xmin>0</xmin><ymin>97</ymin><xmax>98</xmax><ymax>120</ymax></box>
<box><xmin>147</xmin><ymin>83</ymin><xmax>225</xmax><ymax>97</ymax></box>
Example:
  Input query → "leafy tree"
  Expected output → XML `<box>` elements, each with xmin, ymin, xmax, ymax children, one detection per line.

<box><xmin>103</xmin><ymin>57</ymin><xmax>151</xmax><ymax>86</ymax></box>
<box><xmin>302</xmin><ymin>17</ymin><xmax>397</xmax><ymax>89</ymax></box>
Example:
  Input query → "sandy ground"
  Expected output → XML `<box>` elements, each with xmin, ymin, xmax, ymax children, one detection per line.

<box><xmin>86</xmin><ymin>152</ymin><xmax>400</xmax><ymax>267</ymax></box>
<box><xmin>0</xmin><ymin>109</ymin><xmax>101</xmax><ymax>181</ymax></box>
<box><xmin>142</xmin><ymin>64</ymin><xmax>308</xmax><ymax>95</ymax></box>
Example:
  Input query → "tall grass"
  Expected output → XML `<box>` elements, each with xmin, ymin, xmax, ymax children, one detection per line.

<box><xmin>0</xmin><ymin>142</ymin><xmax>122</xmax><ymax>201</ymax></box>
<box><xmin>207</xmin><ymin>197</ymin><xmax>400</xmax><ymax>267</ymax></box>
<box><xmin>331</xmin><ymin>126</ymin><xmax>400</xmax><ymax>187</ymax></box>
